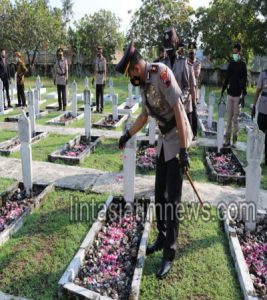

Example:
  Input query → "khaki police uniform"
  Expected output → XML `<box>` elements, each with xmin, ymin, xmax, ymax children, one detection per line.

<box><xmin>95</xmin><ymin>55</ymin><xmax>107</xmax><ymax>112</ymax></box>
<box><xmin>256</xmin><ymin>70</ymin><xmax>267</xmax><ymax>164</ymax></box>
<box><xmin>193</xmin><ymin>59</ymin><xmax>201</xmax><ymax>81</ymax></box>
<box><xmin>140</xmin><ymin>62</ymin><xmax>191</xmax><ymax>260</ymax></box>
<box><xmin>54</xmin><ymin>58</ymin><xmax>68</xmax><ymax>109</ymax></box>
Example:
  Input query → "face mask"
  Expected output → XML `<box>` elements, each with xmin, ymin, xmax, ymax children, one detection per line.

<box><xmin>233</xmin><ymin>54</ymin><xmax>239</xmax><ymax>62</ymax></box>
<box><xmin>189</xmin><ymin>53</ymin><xmax>195</xmax><ymax>61</ymax></box>
<box><xmin>130</xmin><ymin>76</ymin><xmax>141</xmax><ymax>86</ymax></box>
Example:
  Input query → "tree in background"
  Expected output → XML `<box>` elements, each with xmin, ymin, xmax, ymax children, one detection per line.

<box><xmin>0</xmin><ymin>0</ymin><xmax>65</xmax><ymax>73</ymax></box>
<box><xmin>127</xmin><ymin>0</ymin><xmax>194</xmax><ymax>58</ymax></box>
<box><xmin>61</xmin><ymin>0</ymin><xmax>74</xmax><ymax>31</ymax></box>
<box><xmin>194</xmin><ymin>0</ymin><xmax>267</xmax><ymax>64</ymax></box>
<box><xmin>68</xmin><ymin>10</ymin><xmax>124</xmax><ymax>66</ymax></box>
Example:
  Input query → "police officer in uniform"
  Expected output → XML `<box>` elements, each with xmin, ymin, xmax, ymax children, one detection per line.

<box><xmin>188</xmin><ymin>42</ymin><xmax>201</xmax><ymax>139</ymax></box>
<box><xmin>163</xmin><ymin>28</ymin><xmax>190</xmax><ymax>107</ymax></box>
<box><xmin>93</xmin><ymin>46</ymin><xmax>107</xmax><ymax>113</ymax></box>
<box><xmin>252</xmin><ymin>69</ymin><xmax>267</xmax><ymax>166</ymax></box>
<box><xmin>54</xmin><ymin>47</ymin><xmax>68</xmax><ymax>111</ymax></box>
<box><xmin>117</xmin><ymin>42</ymin><xmax>191</xmax><ymax>279</ymax></box>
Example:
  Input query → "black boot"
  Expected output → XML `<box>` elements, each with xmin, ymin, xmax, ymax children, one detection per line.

<box><xmin>156</xmin><ymin>258</ymin><xmax>172</xmax><ymax>279</ymax></box>
<box><xmin>146</xmin><ymin>238</ymin><xmax>163</xmax><ymax>255</ymax></box>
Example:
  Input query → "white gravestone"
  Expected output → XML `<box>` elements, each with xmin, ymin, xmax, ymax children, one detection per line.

<box><xmin>200</xmin><ymin>85</ymin><xmax>206</xmax><ymax>111</ymax></box>
<box><xmin>123</xmin><ymin>121</ymin><xmax>136</xmax><ymax>203</ymax></box>
<box><xmin>134</xmin><ymin>86</ymin><xmax>140</xmax><ymax>101</ymax></box>
<box><xmin>10</xmin><ymin>78</ymin><xmax>16</xmax><ymax>101</ymax></box>
<box><xmin>127</xmin><ymin>83</ymin><xmax>133</xmax><ymax>107</ymax></box>
<box><xmin>109</xmin><ymin>78</ymin><xmax>113</xmax><ymax>97</ymax></box>
<box><xmin>84</xmin><ymin>89</ymin><xmax>91</xmax><ymax>142</ymax></box>
<box><xmin>207</xmin><ymin>91</ymin><xmax>215</xmax><ymax>128</ymax></box>
<box><xmin>72</xmin><ymin>80</ymin><xmax>77</xmax><ymax>117</ymax></box>
<box><xmin>149</xmin><ymin>117</ymin><xmax>156</xmax><ymax>146</ymax></box>
<box><xmin>27</xmin><ymin>90</ymin><xmax>36</xmax><ymax>136</ymax></box>
<box><xmin>217</xmin><ymin>99</ymin><xmax>226</xmax><ymax>153</ymax></box>
<box><xmin>245</xmin><ymin>126</ymin><xmax>265</xmax><ymax>232</ymax></box>
<box><xmin>35</xmin><ymin>76</ymin><xmax>41</xmax><ymax>102</ymax></box>
<box><xmin>18</xmin><ymin>111</ymin><xmax>33</xmax><ymax>196</ymax></box>
<box><xmin>0</xmin><ymin>79</ymin><xmax>4</xmax><ymax>114</ymax></box>
<box><xmin>34</xmin><ymin>89</ymin><xmax>40</xmax><ymax>116</ymax></box>
<box><xmin>112</xmin><ymin>94</ymin><xmax>118</xmax><ymax>121</ymax></box>
<box><xmin>65</xmin><ymin>83</ymin><xmax>69</xmax><ymax>105</ymax></box>
<box><xmin>85</xmin><ymin>77</ymin><xmax>89</xmax><ymax>89</ymax></box>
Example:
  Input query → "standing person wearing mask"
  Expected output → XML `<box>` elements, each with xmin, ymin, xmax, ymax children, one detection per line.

<box><xmin>54</xmin><ymin>47</ymin><xmax>68</xmax><ymax>111</ymax></box>
<box><xmin>188</xmin><ymin>42</ymin><xmax>201</xmax><ymax>140</ymax></box>
<box><xmin>251</xmin><ymin>69</ymin><xmax>267</xmax><ymax>166</ymax></box>
<box><xmin>93</xmin><ymin>46</ymin><xmax>107</xmax><ymax>113</ymax></box>
<box><xmin>0</xmin><ymin>48</ymin><xmax>12</xmax><ymax>109</ymax></box>
<box><xmin>221</xmin><ymin>43</ymin><xmax>247</xmax><ymax>148</ymax></box>
<box><xmin>15</xmin><ymin>52</ymin><xmax>27</xmax><ymax>107</ymax></box>
<box><xmin>163</xmin><ymin>28</ymin><xmax>190</xmax><ymax>120</ymax></box>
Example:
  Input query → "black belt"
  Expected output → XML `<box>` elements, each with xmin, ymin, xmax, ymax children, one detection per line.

<box><xmin>261</xmin><ymin>91</ymin><xmax>267</xmax><ymax>97</ymax></box>
<box><xmin>158</xmin><ymin>117</ymin><xmax>176</xmax><ymax>135</ymax></box>
<box><xmin>97</xmin><ymin>71</ymin><xmax>104</xmax><ymax>74</ymax></box>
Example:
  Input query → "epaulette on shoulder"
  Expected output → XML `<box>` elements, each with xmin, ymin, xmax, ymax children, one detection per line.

<box><xmin>151</xmin><ymin>64</ymin><xmax>159</xmax><ymax>73</ymax></box>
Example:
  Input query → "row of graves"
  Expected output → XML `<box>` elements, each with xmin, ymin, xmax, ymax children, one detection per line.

<box><xmin>0</xmin><ymin>80</ymin><xmax>266</xmax><ymax>299</ymax></box>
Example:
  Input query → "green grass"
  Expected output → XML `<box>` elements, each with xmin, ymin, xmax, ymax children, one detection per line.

<box><xmin>140</xmin><ymin>205</ymin><xmax>242</xmax><ymax>300</ymax></box>
<box><xmin>0</xmin><ymin>178</ymin><xmax>16</xmax><ymax>193</ymax></box>
<box><xmin>9</xmin><ymin>133</ymin><xmax>75</xmax><ymax>161</ymax></box>
<box><xmin>0</xmin><ymin>130</ymin><xmax>17</xmax><ymax>143</ymax></box>
<box><xmin>0</xmin><ymin>189</ymin><xmax>107</xmax><ymax>299</ymax></box>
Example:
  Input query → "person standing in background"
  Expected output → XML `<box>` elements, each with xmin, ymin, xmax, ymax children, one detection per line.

<box><xmin>0</xmin><ymin>48</ymin><xmax>12</xmax><ymax>108</ymax></box>
<box><xmin>93</xmin><ymin>46</ymin><xmax>107</xmax><ymax>113</ymax></box>
<box><xmin>15</xmin><ymin>52</ymin><xmax>27</xmax><ymax>107</ymax></box>
<box><xmin>54</xmin><ymin>47</ymin><xmax>68</xmax><ymax>111</ymax></box>
<box><xmin>154</xmin><ymin>46</ymin><xmax>166</xmax><ymax>63</ymax></box>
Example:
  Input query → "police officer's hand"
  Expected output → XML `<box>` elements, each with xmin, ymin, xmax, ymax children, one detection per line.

<box><xmin>179</xmin><ymin>148</ymin><xmax>190</xmax><ymax>173</ymax></box>
<box><xmin>92</xmin><ymin>78</ymin><xmax>94</xmax><ymax>86</ymax></box>
<box><xmin>251</xmin><ymin>105</ymin><xmax>256</xmax><ymax>120</ymax></box>
<box><xmin>119</xmin><ymin>130</ymin><xmax>131</xmax><ymax>149</ymax></box>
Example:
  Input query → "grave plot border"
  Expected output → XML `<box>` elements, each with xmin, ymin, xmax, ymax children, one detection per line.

<box><xmin>48</xmin><ymin>135</ymin><xmax>101</xmax><ymax>165</ymax></box>
<box><xmin>0</xmin><ymin>182</ymin><xmax>54</xmax><ymax>246</ymax></box>
<box><xmin>4</xmin><ymin>111</ymin><xmax>48</xmax><ymax>122</ymax></box>
<box><xmin>46</xmin><ymin>112</ymin><xmax>84</xmax><ymax>126</ymax></box>
<box><xmin>117</xmin><ymin>102</ymin><xmax>139</xmax><ymax>114</ymax></box>
<box><xmin>224</xmin><ymin>211</ymin><xmax>260</xmax><ymax>300</ymax></box>
<box><xmin>0</xmin><ymin>131</ymin><xmax>48</xmax><ymax>156</ymax></box>
<box><xmin>58</xmin><ymin>195</ymin><xmax>154</xmax><ymax>300</ymax></box>
<box><xmin>92</xmin><ymin>114</ymin><xmax>127</xmax><ymax>130</ymax></box>
<box><xmin>199</xmin><ymin>119</ymin><xmax>217</xmax><ymax>138</ymax></box>
<box><xmin>78</xmin><ymin>102</ymin><xmax>97</xmax><ymax>112</ymax></box>
<box><xmin>45</xmin><ymin>102</ymin><xmax>71</xmax><ymax>110</ymax></box>
<box><xmin>204</xmin><ymin>146</ymin><xmax>246</xmax><ymax>185</ymax></box>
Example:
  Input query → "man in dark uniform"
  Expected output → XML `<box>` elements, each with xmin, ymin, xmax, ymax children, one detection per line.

<box><xmin>188</xmin><ymin>42</ymin><xmax>201</xmax><ymax>139</ymax></box>
<box><xmin>116</xmin><ymin>41</ymin><xmax>191</xmax><ymax>279</ymax></box>
<box><xmin>153</xmin><ymin>46</ymin><xmax>166</xmax><ymax>63</ymax></box>
<box><xmin>0</xmin><ymin>48</ymin><xmax>12</xmax><ymax>108</ymax></box>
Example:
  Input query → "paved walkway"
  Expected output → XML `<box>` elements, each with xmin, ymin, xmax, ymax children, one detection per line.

<box><xmin>1</xmin><ymin>157</ymin><xmax>266</xmax><ymax>210</ymax></box>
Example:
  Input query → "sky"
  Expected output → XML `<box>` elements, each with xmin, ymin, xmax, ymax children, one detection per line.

<box><xmin>50</xmin><ymin>0</ymin><xmax>209</xmax><ymax>32</ymax></box>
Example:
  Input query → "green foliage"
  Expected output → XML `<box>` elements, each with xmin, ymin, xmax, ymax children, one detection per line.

<box><xmin>127</xmin><ymin>0</ymin><xmax>194</xmax><ymax>58</ymax></box>
<box><xmin>194</xmin><ymin>0</ymin><xmax>267</xmax><ymax>62</ymax></box>
<box><xmin>68</xmin><ymin>10</ymin><xmax>124</xmax><ymax>65</ymax></box>
<box><xmin>0</xmin><ymin>0</ymin><xmax>65</xmax><ymax>68</ymax></box>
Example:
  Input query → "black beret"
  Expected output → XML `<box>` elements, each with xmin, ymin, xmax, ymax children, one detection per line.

<box><xmin>188</xmin><ymin>42</ymin><xmax>197</xmax><ymax>50</ymax></box>
<box><xmin>163</xmin><ymin>27</ymin><xmax>179</xmax><ymax>50</ymax></box>
<box><xmin>57</xmin><ymin>47</ymin><xmax>64</xmax><ymax>54</ymax></box>
<box><xmin>115</xmin><ymin>41</ymin><xmax>142</xmax><ymax>75</ymax></box>
<box><xmin>97</xmin><ymin>46</ymin><xmax>103</xmax><ymax>50</ymax></box>
<box><xmin>233</xmin><ymin>43</ymin><xmax>241</xmax><ymax>51</ymax></box>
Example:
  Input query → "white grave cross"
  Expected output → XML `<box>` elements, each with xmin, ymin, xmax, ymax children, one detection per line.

<box><xmin>84</xmin><ymin>89</ymin><xmax>91</xmax><ymax>142</ymax></box>
<box><xmin>127</xmin><ymin>83</ymin><xmax>133</xmax><ymax>107</ymax></box>
<box><xmin>34</xmin><ymin>89</ymin><xmax>40</xmax><ymax>116</ymax></box>
<box><xmin>109</xmin><ymin>78</ymin><xmax>113</xmax><ymax>97</ymax></box>
<box><xmin>28</xmin><ymin>90</ymin><xmax>36</xmax><ymax>135</ymax></box>
<box><xmin>85</xmin><ymin>77</ymin><xmax>89</xmax><ymax>89</ymax></box>
<box><xmin>72</xmin><ymin>80</ymin><xmax>77</xmax><ymax>117</ymax></box>
<box><xmin>207</xmin><ymin>91</ymin><xmax>215</xmax><ymax>128</ymax></box>
<box><xmin>18</xmin><ymin>111</ymin><xmax>33</xmax><ymax>196</ymax></box>
<box><xmin>200</xmin><ymin>85</ymin><xmax>206</xmax><ymax>111</ymax></box>
<box><xmin>35</xmin><ymin>76</ymin><xmax>41</xmax><ymax>102</ymax></box>
<box><xmin>149</xmin><ymin>117</ymin><xmax>156</xmax><ymax>146</ymax></box>
<box><xmin>112</xmin><ymin>94</ymin><xmax>118</xmax><ymax>120</ymax></box>
<box><xmin>245</xmin><ymin>125</ymin><xmax>265</xmax><ymax>232</ymax></box>
<box><xmin>217</xmin><ymin>98</ymin><xmax>226</xmax><ymax>153</ymax></box>
<box><xmin>0</xmin><ymin>79</ymin><xmax>4</xmax><ymax>114</ymax></box>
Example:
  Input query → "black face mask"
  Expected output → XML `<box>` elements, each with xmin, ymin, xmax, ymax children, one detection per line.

<box><xmin>130</xmin><ymin>76</ymin><xmax>141</xmax><ymax>86</ymax></box>
<box><xmin>189</xmin><ymin>53</ymin><xmax>195</xmax><ymax>61</ymax></box>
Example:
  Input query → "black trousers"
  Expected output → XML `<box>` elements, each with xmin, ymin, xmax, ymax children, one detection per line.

<box><xmin>17</xmin><ymin>84</ymin><xmax>26</xmax><ymax>106</ymax></box>
<box><xmin>192</xmin><ymin>108</ymin><xmax>198</xmax><ymax>137</ymax></box>
<box><xmin>57</xmin><ymin>85</ymin><xmax>66</xmax><ymax>108</ymax></box>
<box><xmin>2</xmin><ymin>79</ymin><xmax>10</xmax><ymax>106</ymax></box>
<box><xmin>257</xmin><ymin>112</ymin><xmax>267</xmax><ymax>164</ymax></box>
<box><xmin>96</xmin><ymin>84</ymin><xmax>104</xmax><ymax>111</ymax></box>
<box><xmin>155</xmin><ymin>148</ymin><xmax>183</xmax><ymax>261</ymax></box>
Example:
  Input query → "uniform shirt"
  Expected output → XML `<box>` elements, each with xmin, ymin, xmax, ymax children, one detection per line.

<box><xmin>164</xmin><ymin>55</ymin><xmax>190</xmax><ymax>102</ymax></box>
<box><xmin>55</xmin><ymin>58</ymin><xmax>68</xmax><ymax>86</ymax></box>
<box><xmin>193</xmin><ymin>59</ymin><xmax>201</xmax><ymax>80</ymax></box>
<box><xmin>257</xmin><ymin>70</ymin><xmax>267</xmax><ymax>115</ymax></box>
<box><xmin>95</xmin><ymin>56</ymin><xmax>106</xmax><ymax>84</ymax></box>
<box><xmin>184</xmin><ymin>60</ymin><xmax>197</xmax><ymax>113</ymax></box>
<box><xmin>140</xmin><ymin>63</ymin><xmax>184</xmax><ymax>162</ymax></box>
